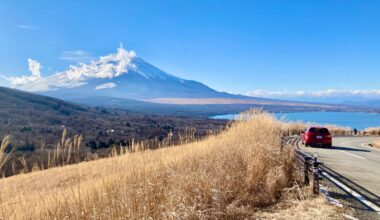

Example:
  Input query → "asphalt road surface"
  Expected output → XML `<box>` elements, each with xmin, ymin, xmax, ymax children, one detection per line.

<box><xmin>300</xmin><ymin>136</ymin><xmax>380</xmax><ymax>198</ymax></box>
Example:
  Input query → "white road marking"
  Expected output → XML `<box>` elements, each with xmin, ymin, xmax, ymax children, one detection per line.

<box><xmin>320</xmin><ymin>186</ymin><xmax>343</xmax><ymax>208</ymax></box>
<box><xmin>322</xmin><ymin>171</ymin><xmax>380</xmax><ymax>215</ymax></box>
<box><xmin>340</xmin><ymin>150</ymin><xmax>366</xmax><ymax>160</ymax></box>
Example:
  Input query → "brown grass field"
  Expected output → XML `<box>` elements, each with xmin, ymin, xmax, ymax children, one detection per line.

<box><xmin>0</xmin><ymin>110</ymin><xmax>341</xmax><ymax>219</ymax></box>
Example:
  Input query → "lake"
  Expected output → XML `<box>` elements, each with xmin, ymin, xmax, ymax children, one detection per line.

<box><xmin>211</xmin><ymin>112</ymin><xmax>380</xmax><ymax>130</ymax></box>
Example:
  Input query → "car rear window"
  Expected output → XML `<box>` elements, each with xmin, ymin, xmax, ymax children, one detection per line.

<box><xmin>309</xmin><ymin>127</ymin><xmax>317</xmax><ymax>132</ymax></box>
<box><xmin>308</xmin><ymin>127</ymin><xmax>329</xmax><ymax>134</ymax></box>
<box><xmin>318</xmin><ymin>128</ymin><xmax>329</xmax><ymax>134</ymax></box>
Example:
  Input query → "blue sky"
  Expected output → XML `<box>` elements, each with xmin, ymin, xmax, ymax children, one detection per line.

<box><xmin>1</xmin><ymin>0</ymin><xmax>380</xmax><ymax>97</ymax></box>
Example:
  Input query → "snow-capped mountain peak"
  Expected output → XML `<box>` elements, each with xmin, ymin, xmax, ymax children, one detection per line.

<box><xmin>12</xmin><ymin>45</ymin><xmax>222</xmax><ymax>100</ymax></box>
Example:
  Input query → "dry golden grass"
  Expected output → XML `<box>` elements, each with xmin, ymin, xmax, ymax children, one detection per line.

<box><xmin>222</xmin><ymin>184</ymin><xmax>345</xmax><ymax>219</ymax></box>
<box><xmin>0</xmin><ymin>135</ymin><xmax>16</xmax><ymax>176</ymax></box>
<box><xmin>3</xmin><ymin>127</ymin><xmax>196</xmax><ymax>177</ymax></box>
<box><xmin>364</xmin><ymin>127</ymin><xmax>380</xmax><ymax>136</ymax></box>
<box><xmin>373</xmin><ymin>140</ymin><xmax>380</xmax><ymax>148</ymax></box>
<box><xmin>3</xmin><ymin>129</ymin><xmax>85</xmax><ymax>176</ymax></box>
<box><xmin>254</xmin><ymin>196</ymin><xmax>343</xmax><ymax>219</ymax></box>
<box><xmin>0</xmin><ymin>110</ymin><xmax>340</xmax><ymax>219</ymax></box>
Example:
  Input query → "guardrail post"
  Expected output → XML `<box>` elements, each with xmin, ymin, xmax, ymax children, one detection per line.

<box><xmin>312</xmin><ymin>158</ymin><xmax>320</xmax><ymax>195</ymax></box>
<box><xmin>304</xmin><ymin>159</ymin><xmax>310</xmax><ymax>185</ymax></box>
<box><xmin>293</xmin><ymin>140</ymin><xmax>320</xmax><ymax>195</ymax></box>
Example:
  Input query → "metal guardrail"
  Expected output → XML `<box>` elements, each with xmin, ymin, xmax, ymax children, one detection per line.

<box><xmin>295</xmin><ymin>148</ymin><xmax>322</xmax><ymax>195</ymax></box>
<box><xmin>284</xmin><ymin>136</ymin><xmax>322</xmax><ymax>195</ymax></box>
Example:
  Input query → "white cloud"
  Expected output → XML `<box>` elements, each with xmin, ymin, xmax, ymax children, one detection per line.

<box><xmin>17</xmin><ymin>25</ymin><xmax>39</xmax><ymax>30</ymax></box>
<box><xmin>247</xmin><ymin>89</ymin><xmax>380</xmax><ymax>99</ymax></box>
<box><xmin>8</xmin><ymin>59</ymin><xmax>42</xmax><ymax>87</ymax></box>
<box><xmin>10</xmin><ymin>45</ymin><xmax>137</xmax><ymax>92</ymax></box>
<box><xmin>95</xmin><ymin>82</ymin><xmax>117</xmax><ymax>90</ymax></box>
<box><xmin>59</xmin><ymin>50</ymin><xmax>95</xmax><ymax>62</ymax></box>
<box><xmin>28</xmin><ymin>58</ymin><xmax>41</xmax><ymax>77</ymax></box>
<box><xmin>63</xmin><ymin>45</ymin><xmax>136</xmax><ymax>81</ymax></box>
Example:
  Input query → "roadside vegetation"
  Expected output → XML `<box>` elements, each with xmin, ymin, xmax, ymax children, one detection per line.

<box><xmin>363</xmin><ymin>127</ymin><xmax>380</xmax><ymax>136</ymax></box>
<box><xmin>373</xmin><ymin>139</ymin><xmax>380</xmax><ymax>148</ymax></box>
<box><xmin>0</xmin><ymin>109</ymin><xmax>343</xmax><ymax>219</ymax></box>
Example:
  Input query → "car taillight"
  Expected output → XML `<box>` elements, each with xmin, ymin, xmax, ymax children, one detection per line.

<box><xmin>326</xmin><ymin>135</ymin><xmax>332</xmax><ymax>138</ymax></box>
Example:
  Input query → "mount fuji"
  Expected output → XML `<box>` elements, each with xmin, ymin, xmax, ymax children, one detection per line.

<box><xmin>17</xmin><ymin>46</ymin><xmax>243</xmax><ymax>102</ymax></box>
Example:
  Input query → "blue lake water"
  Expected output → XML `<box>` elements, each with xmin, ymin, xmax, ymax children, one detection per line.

<box><xmin>211</xmin><ymin>112</ymin><xmax>380</xmax><ymax>130</ymax></box>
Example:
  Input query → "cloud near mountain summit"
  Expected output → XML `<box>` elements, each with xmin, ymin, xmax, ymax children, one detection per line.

<box><xmin>7</xmin><ymin>46</ymin><xmax>137</xmax><ymax>91</ymax></box>
<box><xmin>8</xmin><ymin>58</ymin><xmax>42</xmax><ymax>87</ymax></box>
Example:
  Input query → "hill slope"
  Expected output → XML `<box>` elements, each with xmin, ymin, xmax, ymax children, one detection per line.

<box><xmin>0</xmin><ymin>86</ymin><xmax>226</xmax><ymax>152</ymax></box>
<box><xmin>0</xmin><ymin>111</ymin><xmax>341</xmax><ymax>219</ymax></box>
<box><xmin>0</xmin><ymin>86</ymin><xmax>86</xmax><ymax>114</ymax></box>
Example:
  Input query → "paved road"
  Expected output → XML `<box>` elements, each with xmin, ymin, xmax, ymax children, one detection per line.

<box><xmin>300</xmin><ymin>136</ymin><xmax>380</xmax><ymax>198</ymax></box>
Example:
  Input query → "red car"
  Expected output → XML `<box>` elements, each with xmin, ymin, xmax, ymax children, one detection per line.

<box><xmin>302</xmin><ymin>127</ymin><xmax>332</xmax><ymax>147</ymax></box>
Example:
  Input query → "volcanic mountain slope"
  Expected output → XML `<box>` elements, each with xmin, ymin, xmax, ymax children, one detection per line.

<box><xmin>18</xmin><ymin>46</ymin><xmax>237</xmax><ymax>101</ymax></box>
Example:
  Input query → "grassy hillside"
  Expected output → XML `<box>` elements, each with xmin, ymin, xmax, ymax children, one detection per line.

<box><xmin>0</xmin><ymin>110</ymin><xmax>341</xmax><ymax>219</ymax></box>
